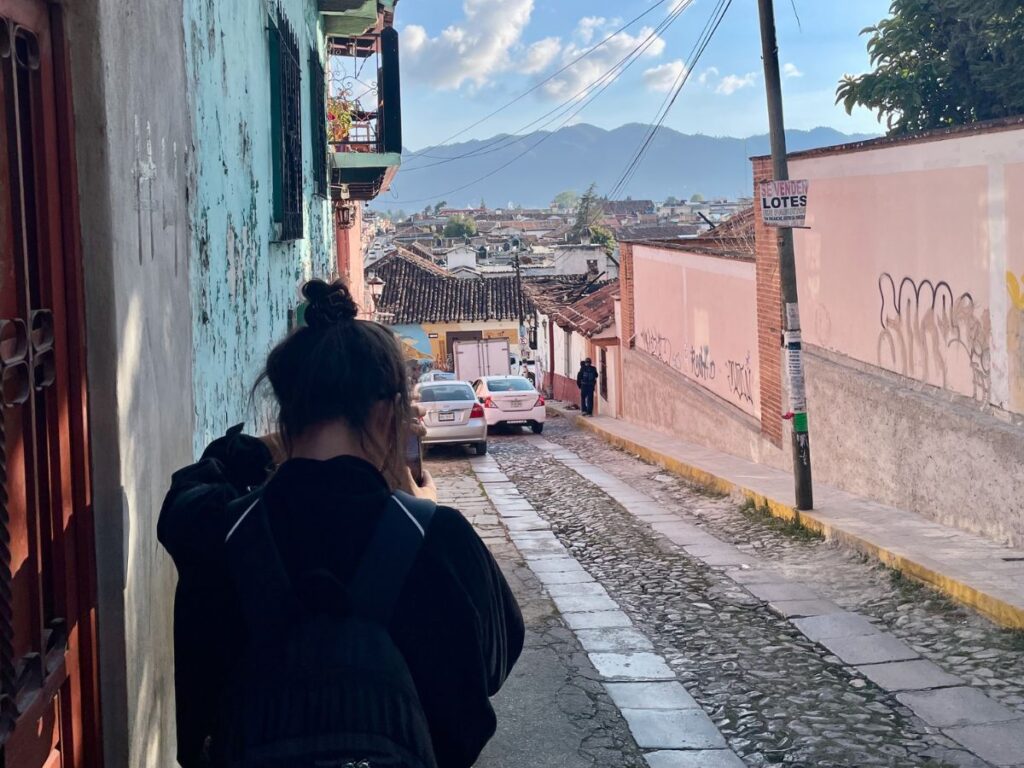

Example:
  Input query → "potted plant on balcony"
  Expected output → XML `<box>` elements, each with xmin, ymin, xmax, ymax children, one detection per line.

<box><xmin>327</xmin><ymin>95</ymin><xmax>353</xmax><ymax>144</ymax></box>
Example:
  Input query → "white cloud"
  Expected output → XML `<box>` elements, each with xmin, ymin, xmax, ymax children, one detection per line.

<box><xmin>698</xmin><ymin>66</ymin><xmax>719</xmax><ymax>85</ymax></box>
<box><xmin>667</xmin><ymin>0</ymin><xmax>693</xmax><ymax>13</ymax></box>
<box><xmin>541</xmin><ymin>21</ymin><xmax>667</xmax><ymax>100</ymax></box>
<box><xmin>577</xmin><ymin>16</ymin><xmax>607</xmax><ymax>44</ymax></box>
<box><xmin>402</xmin><ymin>0</ymin><xmax>536</xmax><ymax>90</ymax></box>
<box><xmin>643</xmin><ymin>59</ymin><xmax>687</xmax><ymax>93</ymax></box>
<box><xmin>716</xmin><ymin>72</ymin><xmax>757</xmax><ymax>94</ymax></box>
<box><xmin>783</xmin><ymin>62</ymin><xmax>803</xmax><ymax>79</ymax></box>
<box><xmin>522</xmin><ymin>37</ymin><xmax>562</xmax><ymax>75</ymax></box>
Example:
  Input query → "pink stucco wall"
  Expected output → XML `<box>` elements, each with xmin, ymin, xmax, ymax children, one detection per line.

<box><xmin>632</xmin><ymin>244</ymin><xmax>760</xmax><ymax>418</ymax></box>
<box><xmin>790</xmin><ymin>128</ymin><xmax>1024</xmax><ymax>414</ymax></box>
<box><xmin>1006</xmin><ymin>162</ymin><xmax>1024</xmax><ymax>412</ymax></box>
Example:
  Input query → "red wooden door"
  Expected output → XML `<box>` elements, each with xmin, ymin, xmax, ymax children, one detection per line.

<box><xmin>0</xmin><ymin>2</ymin><xmax>100</xmax><ymax>767</ymax></box>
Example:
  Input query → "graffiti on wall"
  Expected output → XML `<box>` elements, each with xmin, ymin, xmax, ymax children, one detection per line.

<box><xmin>1007</xmin><ymin>272</ymin><xmax>1024</xmax><ymax>411</ymax></box>
<box><xmin>876</xmin><ymin>274</ymin><xmax>991</xmax><ymax>402</ymax></box>
<box><xmin>688</xmin><ymin>344</ymin><xmax>716</xmax><ymax>381</ymax></box>
<box><xmin>727</xmin><ymin>353</ymin><xmax>755</xmax><ymax>405</ymax></box>
<box><xmin>638</xmin><ymin>327</ymin><xmax>684</xmax><ymax>372</ymax></box>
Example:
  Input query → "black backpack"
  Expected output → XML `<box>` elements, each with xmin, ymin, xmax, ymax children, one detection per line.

<box><xmin>212</xmin><ymin>490</ymin><xmax>439</xmax><ymax>768</ymax></box>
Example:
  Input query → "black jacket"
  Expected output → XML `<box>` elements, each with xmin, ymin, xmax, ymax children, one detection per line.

<box><xmin>157</xmin><ymin>429</ymin><xmax>524</xmax><ymax>768</ymax></box>
<box><xmin>577</xmin><ymin>364</ymin><xmax>599</xmax><ymax>389</ymax></box>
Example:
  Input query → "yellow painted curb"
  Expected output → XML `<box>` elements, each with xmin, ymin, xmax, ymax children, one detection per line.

<box><xmin>548</xmin><ymin>406</ymin><xmax>1024</xmax><ymax>630</ymax></box>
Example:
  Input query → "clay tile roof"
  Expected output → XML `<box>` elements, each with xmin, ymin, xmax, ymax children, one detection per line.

<box><xmin>523</xmin><ymin>277</ymin><xmax>618</xmax><ymax>337</ymax></box>
<box><xmin>371</xmin><ymin>248</ymin><xmax>528</xmax><ymax>324</ymax></box>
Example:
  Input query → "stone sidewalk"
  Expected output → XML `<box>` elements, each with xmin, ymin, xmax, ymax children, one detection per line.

<box><xmin>430</xmin><ymin>460</ymin><xmax>648</xmax><ymax>767</ymax></box>
<box><xmin>523</xmin><ymin>433</ymin><xmax>1024</xmax><ymax>767</ymax></box>
<box><xmin>469</xmin><ymin>453</ymin><xmax>747</xmax><ymax>768</ymax></box>
<box><xmin>548</xmin><ymin>404</ymin><xmax>1024</xmax><ymax>631</ymax></box>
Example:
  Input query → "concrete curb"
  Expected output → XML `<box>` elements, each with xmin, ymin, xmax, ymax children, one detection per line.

<box><xmin>548</xmin><ymin>404</ymin><xmax>1024</xmax><ymax>631</ymax></box>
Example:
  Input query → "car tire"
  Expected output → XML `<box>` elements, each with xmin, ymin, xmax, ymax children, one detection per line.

<box><xmin>531</xmin><ymin>423</ymin><xmax>544</xmax><ymax>434</ymax></box>
<box><xmin>474</xmin><ymin>442</ymin><xmax>488</xmax><ymax>456</ymax></box>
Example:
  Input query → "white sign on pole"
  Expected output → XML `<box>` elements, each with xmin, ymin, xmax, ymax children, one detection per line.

<box><xmin>759</xmin><ymin>179</ymin><xmax>809</xmax><ymax>228</ymax></box>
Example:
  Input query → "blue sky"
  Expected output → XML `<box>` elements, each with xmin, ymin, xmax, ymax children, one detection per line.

<box><xmin>395</xmin><ymin>0</ymin><xmax>893</xmax><ymax>150</ymax></box>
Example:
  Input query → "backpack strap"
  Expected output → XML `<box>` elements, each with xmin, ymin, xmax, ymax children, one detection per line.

<box><xmin>347</xmin><ymin>492</ymin><xmax>437</xmax><ymax>625</ymax></box>
<box><xmin>223</xmin><ymin>490</ymin><xmax>298</xmax><ymax>634</ymax></box>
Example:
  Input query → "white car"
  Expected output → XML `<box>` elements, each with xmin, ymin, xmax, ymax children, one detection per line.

<box><xmin>417</xmin><ymin>381</ymin><xmax>488</xmax><ymax>455</ymax></box>
<box><xmin>473</xmin><ymin>376</ymin><xmax>546</xmax><ymax>434</ymax></box>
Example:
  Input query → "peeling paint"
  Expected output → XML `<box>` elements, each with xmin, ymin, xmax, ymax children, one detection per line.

<box><xmin>185</xmin><ymin>0</ymin><xmax>334</xmax><ymax>454</ymax></box>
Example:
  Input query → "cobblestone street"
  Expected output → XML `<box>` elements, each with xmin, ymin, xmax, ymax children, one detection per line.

<box><xmin>429</xmin><ymin>417</ymin><xmax>1024</xmax><ymax>768</ymax></box>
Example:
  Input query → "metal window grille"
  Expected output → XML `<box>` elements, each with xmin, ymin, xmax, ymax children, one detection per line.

<box><xmin>600</xmin><ymin>348</ymin><xmax>609</xmax><ymax>400</ymax></box>
<box><xmin>272</xmin><ymin>14</ymin><xmax>303</xmax><ymax>240</ymax></box>
<box><xmin>310</xmin><ymin>50</ymin><xmax>327</xmax><ymax>198</ymax></box>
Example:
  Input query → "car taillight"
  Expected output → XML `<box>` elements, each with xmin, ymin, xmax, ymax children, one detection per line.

<box><xmin>535</xmin><ymin>395</ymin><xmax>546</xmax><ymax>407</ymax></box>
<box><xmin>484</xmin><ymin>397</ymin><xmax>498</xmax><ymax>409</ymax></box>
<box><xmin>470</xmin><ymin>403</ymin><xmax>485</xmax><ymax>419</ymax></box>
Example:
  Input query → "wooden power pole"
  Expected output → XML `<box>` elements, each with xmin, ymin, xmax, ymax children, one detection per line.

<box><xmin>757</xmin><ymin>0</ymin><xmax>813</xmax><ymax>510</ymax></box>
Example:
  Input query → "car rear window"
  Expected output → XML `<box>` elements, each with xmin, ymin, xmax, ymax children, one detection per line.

<box><xmin>487</xmin><ymin>378</ymin><xmax>534</xmax><ymax>392</ymax></box>
<box><xmin>420</xmin><ymin>384</ymin><xmax>475</xmax><ymax>402</ymax></box>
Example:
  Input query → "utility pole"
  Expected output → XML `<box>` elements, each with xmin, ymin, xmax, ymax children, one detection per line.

<box><xmin>512</xmin><ymin>238</ymin><xmax>524</xmax><ymax>326</ymax></box>
<box><xmin>757</xmin><ymin>0</ymin><xmax>813</xmax><ymax>510</ymax></box>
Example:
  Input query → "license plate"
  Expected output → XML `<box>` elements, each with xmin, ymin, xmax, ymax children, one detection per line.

<box><xmin>506</xmin><ymin>420</ymin><xmax>527</xmax><ymax>425</ymax></box>
<box><xmin>510</xmin><ymin>400</ymin><xmax>523</xmax><ymax>408</ymax></box>
<box><xmin>438</xmin><ymin>412</ymin><xmax>456</xmax><ymax>422</ymax></box>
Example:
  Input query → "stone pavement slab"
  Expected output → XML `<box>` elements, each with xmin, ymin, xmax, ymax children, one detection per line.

<box><xmin>792</xmin><ymin>611</ymin><xmax>879</xmax><ymax>642</ymax></box>
<box><xmin>548</xmin><ymin>404</ymin><xmax>1024</xmax><ymax>629</ymax></box>
<box><xmin>604</xmin><ymin>682</ymin><xmax>700</xmax><ymax>710</ymax></box>
<box><xmin>897</xmin><ymin>686</ymin><xmax>1024</xmax><ymax>728</ymax></box>
<box><xmin>768</xmin><ymin>599</ymin><xmax>843</xmax><ymax>618</ymax></box>
<box><xmin>818</xmin><ymin>632</ymin><xmax>919</xmax><ymax>665</ymax></box>
<box><xmin>620</xmin><ymin>709</ymin><xmax>728</xmax><ymax>750</ymax></box>
<box><xmin>744</xmin><ymin>581</ymin><xmax>821</xmax><ymax>604</ymax></box>
<box><xmin>588</xmin><ymin>653</ymin><xmax>676</xmax><ymax>681</ymax></box>
<box><xmin>856</xmin><ymin>659</ymin><xmax>965</xmax><ymax>692</ymax></box>
<box><xmin>575</xmin><ymin>627</ymin><xmax>655</xmax><ymax>653</ymax></box>
<box><xmin>645</xmin><ymin>750</ymin><xmax>746</xmax><ymax>768</ymax></box>
<box><xmin>944</xmin><ymin>721</ymin><xmax>1024</xmax><ymax>767</ymax></box>
<box><xmin>562</xmin><ymin>610</ymin><xmax>634</xmax><ymax>630</ymax></box>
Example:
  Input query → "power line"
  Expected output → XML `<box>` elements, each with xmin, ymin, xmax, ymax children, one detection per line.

<box><xmin>607</xmin><ymin>0</ymin><xmax>734</xmax><ymax>200</ymax></box>
<box><xmin>401</xmin><ymin>1</ymin><xmax>696</xmax><ymax>174</ymax></box>
<box><xmin>609</xmin><ymin>0</ymin><xmax>731</xmax><ymax>198</ymax></box>
<box><xmin>402</xmin><ymin>0</ymin><xmax>677</xmax><ymax>162</ymax></box>
<box><xmin>392</xmin><ymin>3</ymin><xmax>698</xmax><ymax>204</ymax></box>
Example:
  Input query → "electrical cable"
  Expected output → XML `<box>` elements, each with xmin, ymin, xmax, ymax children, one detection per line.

<box><xmin>401</xmin><ymin>0</ymin><xmax>697</xmax><ymax>174</ymax></box>
<box><xmin>392</xmin><ymin>3</ymin><xmax>698</xmax><ymax>204</ymax></box>
<box><xmin>607</xmin><ymin>0</ymin><xmax>733</xmax><ymax>200</ymax></box>
<box><xmin>609</xmin><ymin>0</ymin><xmax>730</xmax><ymax>198</ymax></box>
<box><xmin>402</xmin><ymin>0</ymin><xmax>677</xmax><ymax>162</ymax></box>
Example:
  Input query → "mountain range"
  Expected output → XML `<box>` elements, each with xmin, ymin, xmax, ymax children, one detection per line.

<box><xmin>381</xmin><ymin>123</ymin><xmax>877</xmax><ymax>211</ymax></box>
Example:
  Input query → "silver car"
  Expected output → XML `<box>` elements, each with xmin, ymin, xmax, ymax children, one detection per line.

<box><xmin>417</xmin><ymin>380</ymin><xmax>488</xmax><ymax>455</ymax></box>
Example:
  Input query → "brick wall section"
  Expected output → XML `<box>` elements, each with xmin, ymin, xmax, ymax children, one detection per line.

<box><xmin>753</xmin><ymin>156</ymin><xmax>784</xmax><ymax>447</ymax></box>
<box><xmin>619</xmin><ymin>242</ymin><xmax>635</xmax><ymax>347</ymax></box>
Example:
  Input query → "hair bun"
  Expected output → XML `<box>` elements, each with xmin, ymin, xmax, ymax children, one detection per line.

<box><xmin>302</xmin><ymin>279</ymin><xmax>359</xmax><ymax>330</ymax></box>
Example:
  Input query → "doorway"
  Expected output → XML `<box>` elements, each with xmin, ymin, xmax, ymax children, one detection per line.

<box><xmin>0</xmin><ymin>2</ymin><xmax>100</xmax><ymax>767</ymax></box>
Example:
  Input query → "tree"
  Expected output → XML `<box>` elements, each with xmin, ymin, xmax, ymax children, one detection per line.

<box><xmin>689</xmin><ymin>193</ymin><xmax>704</xmax><ymax>203</ymax></box>
<box><xmin>664</xmin><ymin>196</ymin><xmax>680</xmax><ymax>206</ymax></box>
<box><xmin>836</xmin><ymin>0</ymin><xmax>1024</xmax><ymax>135</ymax></box>
<box><xmin>433</xmin><ymin>200</ymin><xmax>448</xmax><ymax>215</ymax></box>
<box><xmin>571</xmin><ymin>184</ymin><xmax>604</xmax><ymax>241</ymax></box>
<box><xmin>552</xmin><ymin>190</ymin><xmax>581</xmax><ymax>210</ymax></box>
<box><xmin>444</xmin><ymin>214</ymin><xmax>477</xmax><ymax>239</ymax></box>
<box><xmin>589</xmin><ymin>225</ymin><xmax>615</xmax><ymax>253</ymax></box>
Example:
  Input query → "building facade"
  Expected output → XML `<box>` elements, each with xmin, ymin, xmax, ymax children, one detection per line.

<box><xmin>0</xmin><ymin>2</ymin><xmax>404</xmax><ymax>767</ymax></box>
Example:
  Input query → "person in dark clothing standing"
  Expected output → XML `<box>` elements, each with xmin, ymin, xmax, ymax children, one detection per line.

<box><xmin>576</xmin><ymin>357</ymin><xmax>599</xmax><ymax>416</ymax></box>
<box><xmin>158</xmin><ymin>280</ymin><xmax>524</xmax><ymax>768</ymax></box>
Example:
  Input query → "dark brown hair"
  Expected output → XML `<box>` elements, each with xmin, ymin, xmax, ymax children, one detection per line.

<box><xmin>257</xmin><ymin>279</ymin><xmax>411</xmax><ymax>478</ymax></box>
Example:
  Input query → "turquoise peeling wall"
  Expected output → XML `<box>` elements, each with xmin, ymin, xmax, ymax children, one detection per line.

<box><xmin>185</xmin><ymin>0</ymin><xmax>335</xmax><ymax>454</ymax></box>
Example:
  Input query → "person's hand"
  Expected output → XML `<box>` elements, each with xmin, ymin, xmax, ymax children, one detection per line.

<box><xmin>400</xmin><ymin>467</ymin><xmax>438</xmax><ymax>503</ymax></box>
